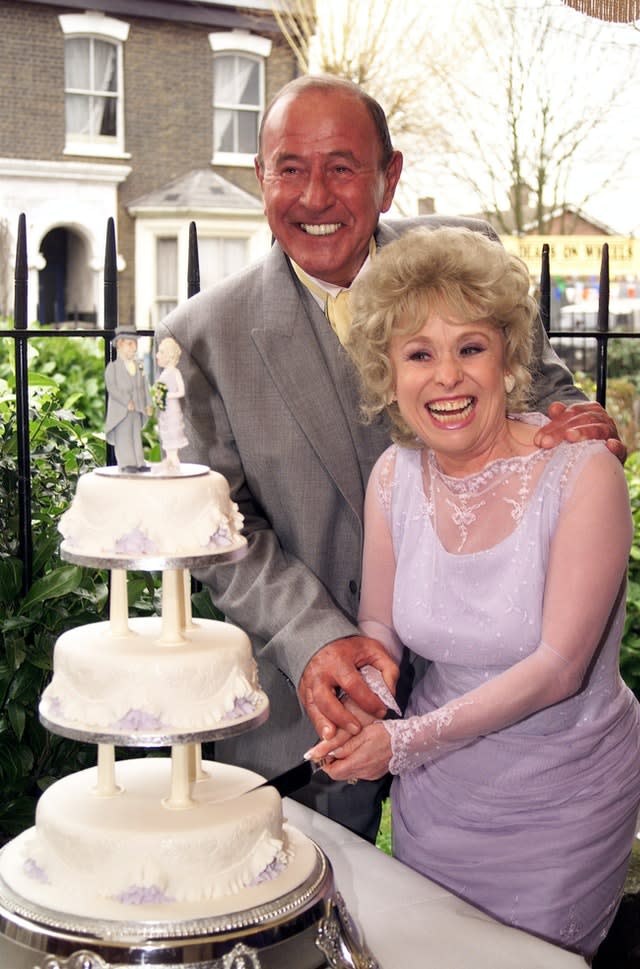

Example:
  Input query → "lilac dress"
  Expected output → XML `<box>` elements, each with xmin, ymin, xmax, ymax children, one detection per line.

<box><xmin>157</xmin><ymin>366</ymin><xmax>188</xmax><ymax>453</ymax></box>
<box><xmin>359</xmin><ymin>423</ymin><xmax>640</xmax><ymax>958</ymax></box>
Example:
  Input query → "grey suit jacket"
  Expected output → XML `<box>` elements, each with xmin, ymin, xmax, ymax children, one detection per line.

<box><xmin>104</xmin><ymin>356</ymin><xmax>151</xmax><ymax>438</ymax></box>
<box><xmin>157</xmin><ymin>215</ymin><xmax>584</xmax><ymax>777</ymax></box>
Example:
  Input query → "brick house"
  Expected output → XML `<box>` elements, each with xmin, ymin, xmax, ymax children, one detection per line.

<box><xmin>0</xmin><ymin>0</ymin><xmax>300</xmax><ymax>328</ymax></box>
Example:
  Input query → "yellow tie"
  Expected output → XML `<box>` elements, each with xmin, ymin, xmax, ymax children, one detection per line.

<box><xmin>325</xmin><ymin>289</ymin><xmax>352</xmax><ymax>344</ymax></box>
<box><xmin>290</xmin><ymin>262</ymin><xmax>351</xmax><ymax>343</ymax></box>
<box><xmin>290</xmin><ymin>239</ymin><xmax>376</xmax><ymax>344</ymax></box>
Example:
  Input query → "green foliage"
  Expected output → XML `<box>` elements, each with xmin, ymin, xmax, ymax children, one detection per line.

<box><xmin>375</xmin><ymin>798</ymin><xmax>392</xmax><ymax>856</ymax></box>
<box><xmin>607</xmin><ymin>339</ymin><xmax>640</xmax><ymax>391</ymax></box>
<box><xmin>0</xmin><ymin>333</ymin><xmax>206</xmax><ymax>841</ymax></box>
<box><xmin>19</xmin><ymin>332</ymin><xmax>108</xmax><ymax>438</ymax></box>
<box><xmin>0</xmin><ymin>362</ymin><xmax>106</xmax><ymax>841</ymax></box>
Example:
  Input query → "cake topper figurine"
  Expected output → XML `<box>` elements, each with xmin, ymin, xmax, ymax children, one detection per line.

<box><xmin>153</xmin><ymin>336</ymin><xmax>188</xmax><ymax>472</ymax></box>
<box><xmin>105</xmin><ymin>326</ymin><xmax>153</xmax><ymax>473</ymax></box>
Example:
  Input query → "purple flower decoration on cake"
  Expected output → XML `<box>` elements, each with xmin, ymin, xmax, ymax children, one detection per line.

<box><xmin>45</xmin><ymin>697</ymin><xmax>63</xmax><ymax>717</ymax></box>
<box><xmin>112</xmin><ymin>709</ymin><xmax>165</xmax><ymax>731</ymax></box>
<box><xmin>250</xmin><ymin>853</ymin><xmax>288</xmax><ymax>885</ymax></box>
<box><xmin>24</xmin><ymin>858</ymin><xmax>49</xmax><ymax>883</ymax></box>
<box><xmin>208</xmin><ymin>524</ymin><xmax>233</xmax><ymax>548</ymax></box>
<box><xmin>115</xmin><ymin>884</ymin><xmax>175</xmax><ymax>904</ymax></box>
<box><xmin>115</xmin><ymin>528</ymin><xmax>158</xmax><ymax>555</ymax></box>
<box><xmin>224</xmin><ymin>696</ymin><xmax>258</xmax><ymax>720</ymax></box>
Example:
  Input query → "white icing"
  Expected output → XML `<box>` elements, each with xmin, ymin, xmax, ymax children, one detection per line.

<box><xmin>40</xmin><ymin>617</ymin><xmax>268</xmax><ymax>736</ymax></box>
<box><xmin>0</xmin><ymin>761</ymin><xmax>317</xmax><ymax>919</ymax></box>
<box><xmin>58</xmin><ymin>467</ymin><xmax>246</xmax><ymax>559</ymax></box>
<box><xmin>0</xmin><ymin>465</ymin><xmax>320</xmax><ymax>924</ymax></box>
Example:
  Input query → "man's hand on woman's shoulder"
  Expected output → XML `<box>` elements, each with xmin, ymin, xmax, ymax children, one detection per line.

<box><xmin>534</xmin><ymin>400</ymin><xmax>626</xmax><ymax>463</ymax></box>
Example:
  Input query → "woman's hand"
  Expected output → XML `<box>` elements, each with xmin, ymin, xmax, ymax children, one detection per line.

<box><xmin>305</xmin><ymin>696</ymin><xmax>377</xmax><ymax>763</ymax></box>
<box><xmin>305</xmin><ymin>697</ymin><xmax>392</xmax><ymax>782</ymax></box>
<box><xmin>312</xmin><ymin>721</ymin><xmax>392</xmax><ymax>783</ymax></box>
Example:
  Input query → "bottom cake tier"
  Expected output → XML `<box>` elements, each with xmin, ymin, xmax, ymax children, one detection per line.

<box><xmin>0</xmin><ymin>759</ymin><xmax>319</xmax><ymax>923</ymax></box>
<box><xmin>0</xmin><ymin>843</ymin><xmax>378</xmax><ymax>969</ymax></box>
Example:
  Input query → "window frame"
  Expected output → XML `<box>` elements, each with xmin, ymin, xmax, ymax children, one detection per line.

<box><xmin>209</xmin><ymin>31</ymin><xmax>272</xmax><ymax>168</ymax></box>
<box><xmin>131</xmin><ymin>215</ymin><xmax>271</xmax><ymax>331</ymax></box>
<box><xmin>59</xmin><ymin>13</ymin><xmax>130</xmax><ymax>159</ymax></box>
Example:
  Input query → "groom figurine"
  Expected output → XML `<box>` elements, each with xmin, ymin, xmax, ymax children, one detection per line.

<box><xmin>105</xmin><ymin>327</ymin><xmax>152</xmax><ymax>472</ymax></box>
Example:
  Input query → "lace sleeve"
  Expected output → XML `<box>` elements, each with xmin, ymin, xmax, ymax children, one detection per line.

<box><xmin>358</xmin><ymin>448</ymin><xmax>404</xmax><ymax>664</ymax></box>
<box><xmin>384</xmin><ymin>447</ymin><xmax>632</xmax><ymax>774</ymax></box>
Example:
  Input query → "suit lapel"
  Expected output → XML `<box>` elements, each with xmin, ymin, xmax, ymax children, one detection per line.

<box><xmin>251</xmin><ymin>245</ymin><xmax>365</xmax><ymax>518</ymax></box>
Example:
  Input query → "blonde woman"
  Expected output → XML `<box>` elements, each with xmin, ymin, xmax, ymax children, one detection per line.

<box><xmin>307</xmin><ymin>226</ymin><xmax>640</xmax><ymax>959</ymax></box>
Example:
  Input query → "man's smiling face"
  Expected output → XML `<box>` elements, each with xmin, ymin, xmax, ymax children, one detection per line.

<box><xmin>255</xmin><ymin>88</ymin><xmax>402</xmax><ymax>288</ymax></box>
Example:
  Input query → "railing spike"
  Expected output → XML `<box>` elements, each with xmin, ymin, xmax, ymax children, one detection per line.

<box><xmin>596</xmin><ymin>243</ymin><xmax>610</xmax><ymax>406</ymax></box>
<box><xmin>187</xmin><ymin>221</ymin><xmax>201</xmax><ymax>298</ymax></box>
<box><xmin>103</xmin><ymin>217</ymin><xmax>118</xmax><ymax>467</ymax></box>
<box><xmin>104</xmin><ymin>216</ymin><xmax>118</xmax><ymax>335</ymax></box>
<box><xmin>13</xmin><ymin>213</ymin><xmax>33</xmax><ymax>591</ymax></box>
<box><xmin>540</xmin><ymin>243</ymin><xmax>551</xmax><ymax>334</ymax></box>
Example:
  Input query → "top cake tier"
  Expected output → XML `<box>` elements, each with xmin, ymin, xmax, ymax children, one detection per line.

<box><xmin>59</xmin><ymin>464</ymin><xmax>247</xmax><ymax>568</ymax></box>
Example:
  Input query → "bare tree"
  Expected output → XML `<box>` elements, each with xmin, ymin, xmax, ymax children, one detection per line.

<box><xmin>270</xmin><ymin>0</ymin><xmax>463</xmax><ymax>213</ymax></box>
<box><xmin>432</xmin><ymin>0</ymin><xmax>640</xmax><ymax>234</ymax></box>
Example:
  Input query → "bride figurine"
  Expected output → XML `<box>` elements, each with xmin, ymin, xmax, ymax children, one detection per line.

<box><xmin>153</xmin><ymin>337</ymin><xmax>188</xmax><ymax>472</ymax></box>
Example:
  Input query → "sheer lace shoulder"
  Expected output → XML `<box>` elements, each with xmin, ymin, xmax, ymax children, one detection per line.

<box><xmin>371</xmin><ymin>445</ymin><xmax>399</xmax><ymax>517</ymax></box>
<box><xmin>424</xmin><ymin>446</ymin><xmax>552</xmax><ymax>554</ymax></box>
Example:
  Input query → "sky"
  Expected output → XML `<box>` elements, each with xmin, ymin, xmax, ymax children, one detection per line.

<box><xmin>311</xmin><ymin>0</ymin><xmax>640</xmax><ymax>235</ymax></box>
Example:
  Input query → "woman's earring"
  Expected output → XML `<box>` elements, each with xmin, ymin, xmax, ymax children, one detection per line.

<box><xmin>504</xmin><ymin>373</ymin><xmax>516</xmax><ymax>394</ymax></box>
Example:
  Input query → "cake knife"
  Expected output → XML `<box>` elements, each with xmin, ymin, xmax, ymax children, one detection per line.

<box><xmin>255</xmin><ymin>758</ymin><xmax>317</xmax><ymax>798</ymax></box>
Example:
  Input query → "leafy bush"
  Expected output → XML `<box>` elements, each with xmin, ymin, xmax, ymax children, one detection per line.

<box><xmin>0</xmin><ymin>336</ymin><xmax>160</xmax><ymax>842</ymax></box>
<box><xmin>0</xmin><ymin>364</ymin><xmax>104</xmax><ymax>839</ymax></box>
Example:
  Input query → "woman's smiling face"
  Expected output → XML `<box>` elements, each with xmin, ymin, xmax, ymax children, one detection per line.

<box><xmin>389</xmin><ymin>310</ymin><xmax>509</xmax><ymax>474</ymax></box>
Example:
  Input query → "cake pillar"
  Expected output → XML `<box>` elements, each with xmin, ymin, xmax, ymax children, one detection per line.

<box><xmin>165</xmin><ymin>745</ymin><xmax>194</xmax><ymax>809</ymax></box>
<box><xmin>95</xmin><ymin>744</ymin><xmax>120</xmax><ymax>796</ymax></box>
<box><xmin>110</xmin><ymin>569</ymin><xmax>129</xmax><ymax>637</ymax></box>
<box><xmin>160</xmin><ymin>569</ymin><xmax>187</xmax><ymax>645</ymax></box>
<box><xmin>188</xmin><ymin>743</ymin><xmax>206</xmax><ymax>781</ymax></box>
<box><xmin>183</xmin><ymin>569</ymin><xmax>197</xmax><ymax>630</ymax></box>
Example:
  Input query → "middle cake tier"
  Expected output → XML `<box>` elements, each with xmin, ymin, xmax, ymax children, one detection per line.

<box><xmin>39</xmin><ymin>616</ymin><xmax>269</xmax><ymax>743</ymax></box>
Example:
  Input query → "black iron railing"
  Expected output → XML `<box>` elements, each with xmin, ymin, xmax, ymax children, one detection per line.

<box><xmin>0</xmin><ymin>215</ymin><xmax>202</xmax><ymax>592</ymax></box>
<box><xmin>1</xmin><ymin>218</ymin><xmax>637</xmax><ymax>594</ymax></box>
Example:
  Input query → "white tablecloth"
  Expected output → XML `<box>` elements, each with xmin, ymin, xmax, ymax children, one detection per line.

<box><xmin>284</xmin><ymin>798</ymin><xmax>589</xmax><ymax>969</ymax></box>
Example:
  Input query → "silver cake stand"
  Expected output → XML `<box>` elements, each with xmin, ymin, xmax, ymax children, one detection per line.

<box><xmin>0</xmin><ymin>524</ymin><xmax>380</xmax><ymax>968</ymax></box>
<box><xmin>0</xmin><ymin>844</ymin><xmax>379</xmax><ymax>968</ymax></box>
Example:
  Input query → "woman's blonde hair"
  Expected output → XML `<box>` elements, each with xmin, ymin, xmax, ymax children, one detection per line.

<box><xmin>347</xmin><ymin>226</ymin><xmax>537</xmax><ymax>447</ymax></box>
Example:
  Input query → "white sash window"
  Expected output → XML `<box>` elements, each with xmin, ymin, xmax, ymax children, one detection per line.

<box><xmin>59</xmin><ymin>13</ymin><xmax>129</xmax><ymax>158</ymax></box>
<box><xmin>209</xmin><ymin>32</ymin><xmax>272</xmax><ymax>167</ymax></box>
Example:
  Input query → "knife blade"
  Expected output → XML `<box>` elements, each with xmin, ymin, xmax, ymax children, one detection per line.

<box><xmin>255</xmin><ymin>758</ymin><xmax>316</xmax><ymax>798</ymax></box>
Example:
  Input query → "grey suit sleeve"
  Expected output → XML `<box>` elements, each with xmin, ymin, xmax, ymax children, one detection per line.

<box><xmin>155</xmin><ymin>319</ymin><xmax>358</xmax><ymax>689</ymax></box>
<box><xmin>528</xmin><ymin>318</ymin><xmax>587</xmax><ymax>412</ymax></box>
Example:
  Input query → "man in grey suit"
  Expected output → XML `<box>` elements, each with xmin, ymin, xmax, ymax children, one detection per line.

<box><xmin>158</xmin><ymin>75</ymin><xmax>622</xmax><ymax>842</ymax></box>
<box><xmin>105</xmin><ymin>327</ymin><xmax>153</xmax><ymax>472</ymax></box>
